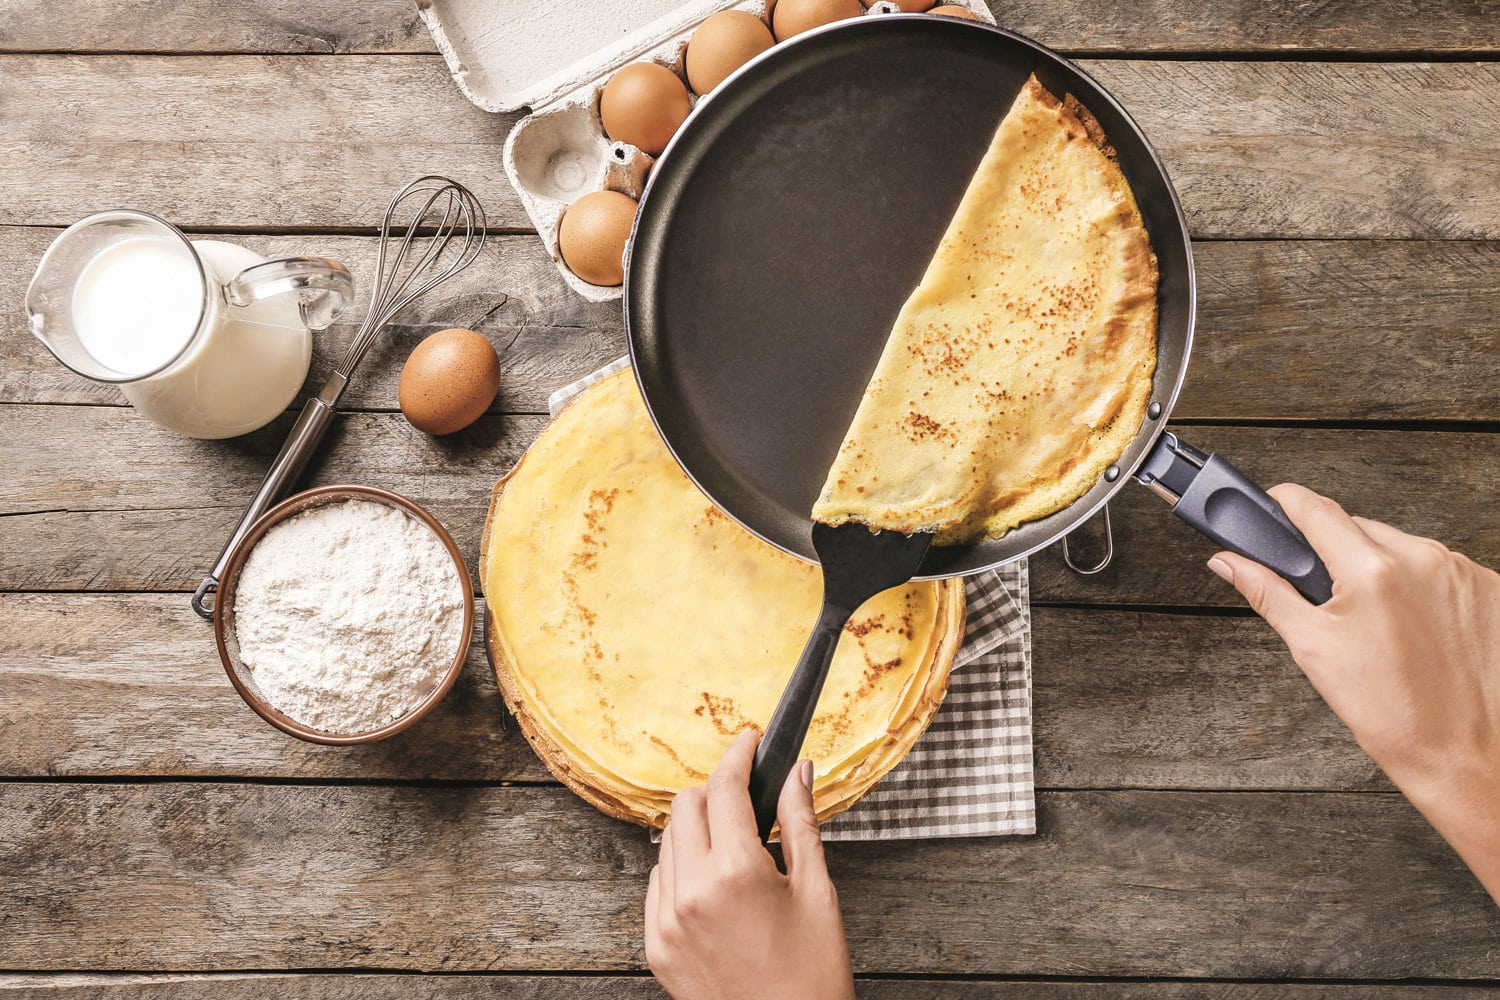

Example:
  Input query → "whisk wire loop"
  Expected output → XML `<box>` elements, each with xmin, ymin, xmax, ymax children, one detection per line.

<box><xmin>336</xmin><ymin>175</ymin><xmax>486</xmax><ymax>380</ymax></box>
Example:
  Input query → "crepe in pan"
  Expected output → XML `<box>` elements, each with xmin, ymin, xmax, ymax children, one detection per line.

<box><xmin>479</xmin><ymin>369</ymin><xmax>964</xmax><ymax>828</ymax></box>
<box><xmin>813</xmin><ymin>75</ymin><xmax>1159</xmax><ymax>544</ymax></box>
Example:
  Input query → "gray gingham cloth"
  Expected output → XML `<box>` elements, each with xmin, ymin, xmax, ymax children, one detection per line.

<box><xmin>550</xmin><ymin>360</ymin><xmax>1036</xmax><ymax>841</ymax></box>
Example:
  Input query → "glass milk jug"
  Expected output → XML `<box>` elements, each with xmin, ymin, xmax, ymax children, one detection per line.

<box><xmin>26</xmin><ymin>210</ymin><xmax>355</xmax><ymax>439</ymax></box>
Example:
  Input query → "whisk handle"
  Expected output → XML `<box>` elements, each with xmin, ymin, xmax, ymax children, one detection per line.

<box><xmin>192</xmin><ymin>390</ymin><xmax>339</xmax><ymax>620</ymax></box>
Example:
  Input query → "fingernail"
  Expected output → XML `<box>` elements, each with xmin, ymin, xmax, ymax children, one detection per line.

<box><xmin>799</xmin><ymin>760</ymin><xmax>814</xmax><ymax>791</ymax></box>
<box><xmin>1207</xmin><ymin>557</ymin><xmax>1234</xmax><ymax>585</ymax></box>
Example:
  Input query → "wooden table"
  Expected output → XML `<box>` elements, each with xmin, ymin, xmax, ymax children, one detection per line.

<box><xmin>2</xmin><ymin>2</ymin><xmax>1498</xmax><ymax>995</ymax></box>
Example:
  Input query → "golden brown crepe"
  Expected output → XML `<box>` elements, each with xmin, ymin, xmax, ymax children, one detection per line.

<box><xmin>479</xmin><ymin>369</ymin><xmax>964</xmax><ymax>828</ymax></box>
<box><xmin>813</xmin><ymin>76</ymin><xmax>1159</xmax><ymax>544</ymax></box>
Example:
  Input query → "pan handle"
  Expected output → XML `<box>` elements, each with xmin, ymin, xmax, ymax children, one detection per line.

<box><xmin>1135</xmin><ymin>433</ymin><xmax>1333</xmax><ymax>605</ymax></box>
<box><xmin>748</xmin><ymin>598</ymin><xmax>851</xmax><ymax>842</ymax></box>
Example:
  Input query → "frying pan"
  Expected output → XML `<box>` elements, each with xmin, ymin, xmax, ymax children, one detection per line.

<box><xmin>624</xmin><ymin>14</ymin><xmax>1331</xmax><ymax>834</ymax></box>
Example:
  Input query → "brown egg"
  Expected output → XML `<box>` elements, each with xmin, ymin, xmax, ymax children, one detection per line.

<box><xmin>398</xmin><ymin>328</ymin><xmax>501</xmax><ymax>436</ymax></box>
<box><xmin>928</xmin><ymin>4</ymin><xmax>983</xmax><ymax>18</ymax></box>
<box><xmin>885</xmin><ymin>0</ymin><xmax>936</xmax><ymax>10</ymax></box>
<box><xmin>600</xmin><ymin>62</ymin><xmax>692</xmax><ymax>155</ymax></box>
<box><xmin>772</xmin><ymin>0</ymin><xmax>862</xmax><ymax>41</ymax></box>
<box><xmin>558</xmin><ymin>190</ymin><xmax>638</xmax><ymax>287</ymax></box>
<box><xmin>686</xmin><ymin>11</ymin><xmax>775</xmax><ymax>95</ymax></box>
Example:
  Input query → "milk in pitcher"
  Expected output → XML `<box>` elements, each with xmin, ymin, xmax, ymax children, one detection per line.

<box><xmin>109</xmin><ymin>239</ymin><xmax>313</xmax><ymax>439</ymax></box>
<box><xmin>28</xmin><ymin>210</ymin><xmax>352</xmax><ymax>440</ymax></box>
<box><xmin>72</xmin><ymin>237</ymin><xmax>204</xmax><ymax>377</ymax></box>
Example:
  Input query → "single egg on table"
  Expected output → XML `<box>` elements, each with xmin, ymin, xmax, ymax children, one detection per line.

<box><xmin>928</xmin><ymin>4</ymin><xmax>983</xmax><ymax>18</ymax></box>
<box><xmin>686</xmin><ymin>10</ymin><xmax>775</xmax><ymax>95</ymax></box>
<box><xmin>398</xmin><ymin>328</ymin><xmax>501</xmax><ymax>436</ymax></box>
<box><xmin>772</xmin><ymin>0</ymin><xmax>863</xmax><ymax>41</ymax></box>
<box><xmin>601</xmin><ymin>63</ymin><xmax>692</xmax><ymax>156</ymax></box>
<box><xmin>559</xmin><ymin>190</ymin><xmax>638</xmax><ymax>287</ymax></box>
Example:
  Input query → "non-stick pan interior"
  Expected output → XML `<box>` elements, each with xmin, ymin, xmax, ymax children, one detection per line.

<box><xmin>627</xmin><ymin>15</ymin><xmax>1193</xmax><ymax>576</ymax></box>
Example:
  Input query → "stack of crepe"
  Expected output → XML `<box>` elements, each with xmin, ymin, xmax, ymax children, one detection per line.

<box><xmin>479</xmin><ymin>370</ymin><xmax>964</xmax><ymax>828</ymax></box>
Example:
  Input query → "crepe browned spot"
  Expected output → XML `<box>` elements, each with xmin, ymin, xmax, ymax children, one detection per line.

<box><xmin>479</xmin><ymin>369</ymin><xmax>964</xmax><ymax>828</ymax></box>
<box><xmin>813</xmin><ymin>76</ymin><xmax>1159</xmax><ymax>544</ymax></box>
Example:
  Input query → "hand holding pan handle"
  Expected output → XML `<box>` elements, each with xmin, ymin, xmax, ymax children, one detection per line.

<box><xmin>1135</xmin><ymin>433</ymin><xmax>1334</xmax><ymax>605</ymax></box>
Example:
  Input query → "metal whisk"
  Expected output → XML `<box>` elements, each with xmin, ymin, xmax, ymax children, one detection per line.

<box><xmin>193</xmin><ymin>176</ymin><xmax>486</xmax><ymax>619</ymax></box>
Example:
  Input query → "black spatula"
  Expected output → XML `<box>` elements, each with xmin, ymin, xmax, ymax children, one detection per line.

<box><xmin>748</xmin><ymin>521</ymin><xmax>934</xmax><ymax>840</ymax></box>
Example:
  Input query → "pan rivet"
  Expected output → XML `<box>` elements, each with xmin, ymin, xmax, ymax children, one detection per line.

<box><xmin>1148</xmin><ymin>402</ymin><xmax>1162</xmax><ymax>419</ymax></box>
<box><xmin>1104</xmin><ymin>465</ymin><xmax>1120</xmax><ymax>482</ymax></box>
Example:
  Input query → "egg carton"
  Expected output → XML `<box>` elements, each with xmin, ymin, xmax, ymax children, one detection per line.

<box><xmin>418</xmin><ymin>0</ymin><xmax>995</xmax><ymax>301</ymax></box>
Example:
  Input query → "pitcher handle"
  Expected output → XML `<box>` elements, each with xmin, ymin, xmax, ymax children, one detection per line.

<box><xmin>225</xmin><ymin>257</ymin><xmax>355</xmax><ymax>331</ymax></box>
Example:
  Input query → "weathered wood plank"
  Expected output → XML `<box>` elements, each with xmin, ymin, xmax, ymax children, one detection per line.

<box><xmin>0</xmin><ymin>784</ymin><xmax>1495</xmax><ymax>976</ymax></box>
<box><xmin>0</xmin><ymin>593</ymin><xmax>544</xmax><ymax>782</ymax></box>
<box><xmin>0</xmin><ymin>596</ymin><xmax>1382</xmax><ymax>790</ymax></box>
<box><xmin>1030</xmin><ymin>608</ymin><xmax>1387</xmax><ymax>792</ymax></box>
<box><xmin>0</xmin><ymin>55</ymin><xmax>528</xmax><ymax>231</ymax></box>
<box><xmin>1084</xmin><ymin>60</ymin><xmax>1500</xmax><ymax>241</ymax></box>
<box><xmin>1</xmin><ymin>413</ymin><xmax>1492</xmax><ymax>605</ymax></box>
<box><xmin>0</xmin><ymin>228</ymin><xmax>620</xmax><ymax>414</ymax></box>
<box><xmin>0</xmin><ymin>229</ymin><xmax>621</xmax><ymax>414</ymax></box>
<box><xmin>0</xmin><ymin>973</ymin><xmax>1494</xmax><ymax>997</ymax></box>
<box><xmin>5</xmin><ymin>227</ymin><xmax>1495</xmax><ymax>422</ymax></box>
<box><xmin>0</xmin><ymin>408</ymin><xmax>544</xmax><ymax>593</ymax></box>
<box><xmin>2</xmin><ymin>57</ymin><xmax>1498</xmax><ymax>238</ymax></box>
<box><xmin>4</xmin><ymin>0</ymin><xmax>1497</xmax><ymax>55</ymax></box>
<box><xmin>1028</xmin><ymin>424</ymin><xmax>1498</xmax><ymax>608</ymax></box>
<box><xmin>0</xmin><ymin>1</ymin><xmax>432</xmax><ymax>54</ymax></box>
<box><xmin>1180</xmin><ymin>240</ymin><xmax>1500</xmax><ymax>422</ymax></box>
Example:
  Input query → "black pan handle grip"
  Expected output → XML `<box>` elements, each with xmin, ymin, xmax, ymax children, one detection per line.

<box><xmin>749</xmin><ymin>599</ymin><xmax>851</xmax><ymax>842</ymax></box>
<box><xmin>1137</xmin><ymin>433</ymin><xmax>1333</xmax><ymax>605</ymax></box>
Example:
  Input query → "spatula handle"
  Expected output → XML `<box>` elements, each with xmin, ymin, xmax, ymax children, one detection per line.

<box><xmin>749</xmin><ymin>599</ymin><xmax>852</xmax><ymax>841</ymax></box>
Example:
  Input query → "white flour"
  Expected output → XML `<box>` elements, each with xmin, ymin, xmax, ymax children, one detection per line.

<box><xmin>233</xmin><ymin>499</ymin><xmax>465</xmax><ymax>734</ymax></box>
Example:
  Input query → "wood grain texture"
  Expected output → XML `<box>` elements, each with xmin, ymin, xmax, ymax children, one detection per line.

<box><xmin>2</xmin><ymin>412</ymin><xmax>1493</xmax><ymax>605</ymax></box>
<box><xmin>0</xmin><ymin>1</ymin><xmax>431</xmax><ymax>54</ymax></box>
<box><xmin>2</xmin><ymin>57</ymin><xmax>1498</xmax><ymax>238</ymax></box>
<box><xmin>1030</xmin><ymin>609</ymin><xmax>1387</xmax><ymax>792</ymax></box>
<box><xmin>6</xmin><ymin>227</ymin><xmax>1496</xmax><ymax>422</ymax></box>
<box><xmin>0</xmin><ymin>596</ymin><xmax>1382</xmax><ymax>790</ymax></box>
<box><xmin>1027</xmin><ymin>424</ymin><xmax>1497</xmax><ymax>607</ymax></box>
<box><xmin>0</xmin><ymin>228</ymin><xmax>621</xmax><ymax>414</ymax></box>
<box><xmin>1083</xmin><ymin>61</ymin><xmax>1500</xmax><ymax>241</ymax></box>
<box><xmin>0</xmin><ymin>783</ymin><xmax>1496</xmax><ymax>977</ymax></box>
<box><xmin>0</xmin><ymin>55</ymin><xmax>528</xmax><ymax>231</ymax></box>
<box><xmin>0</xmin><ymin>407</ymin><xmax>545</xmax><ymax>593</ymax></box>
<box><xmin>3</xmin><ymin>0</ymin><xmax>1496</xmax><ymax>55</ymax></box>
<box><xmin>0</xmin><ymin>974</ymin><xmax>1494</xmax><ymax>997</ymax></box>
<box><xmin>0</xmin><ymin>593</ymin><xmax>543</xmax><ymax>782</ymax></box>
<box><xmin>3</xmin><ymin>5</ymin><xmax>1495</xmax><ymax>991</ymax></box>
<box><xmin>1181</xmin><ymin>240</ymin><xmax>1500</xmax><ymax>422</ymax></box>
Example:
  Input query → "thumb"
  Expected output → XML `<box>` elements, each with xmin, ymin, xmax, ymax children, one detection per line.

<box><xmin>1208</xmin><ymin>551</ymin><xmax>1314</xmax><ymax>636</ymax></box>
<box><xmin>777</xmin><ymin>759</ymin><xmax>827</xmax><ymax>885</ymax></box>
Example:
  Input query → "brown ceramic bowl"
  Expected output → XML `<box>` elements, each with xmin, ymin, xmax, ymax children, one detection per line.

<box><xmin>214</xmin><ymin>484</ymin><xmax>475</xmax><ymax>745</ymax></box>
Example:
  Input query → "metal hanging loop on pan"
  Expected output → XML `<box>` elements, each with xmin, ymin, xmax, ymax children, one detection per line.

<box><xmin>1060</xmin><ymin>502</ymin><xmax>1114</xmax><ymax>575</ymax></box>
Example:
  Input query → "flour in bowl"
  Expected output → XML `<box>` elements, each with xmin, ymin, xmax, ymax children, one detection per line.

<box><xmin>233</xmin><ymin>498</ymin><xmax>466</xmax><ymax>734</ymax></box>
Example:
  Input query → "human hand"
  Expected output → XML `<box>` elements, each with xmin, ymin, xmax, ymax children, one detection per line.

<box><xmin>1208</xmin><ymin>484</ymin><xmax>1500</xmax><ymax>902</ymax></box>
<box><xmin>645</xmin><ymin>729</ymin><xmax>857</xmax><ymax>1000</ymax></box>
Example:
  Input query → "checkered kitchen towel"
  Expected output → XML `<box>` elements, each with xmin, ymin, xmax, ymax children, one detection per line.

<box><xmin>550</xmin><ymin>360</ymin><xmax>1036</xmax><ymax>840</ymax></box>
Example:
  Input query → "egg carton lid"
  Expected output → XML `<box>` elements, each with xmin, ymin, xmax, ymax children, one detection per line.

<box><xmin>417</xmin><ymin>0</ymin><xmax>743</xmax><ymax>112</ymax></box>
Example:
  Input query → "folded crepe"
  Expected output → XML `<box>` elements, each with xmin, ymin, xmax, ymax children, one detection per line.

<box><xmin>480</xmin><ymin>369</ymin><xmax>964</xmax><ymax>828</ymax></box>
<box><xmin>813</xmin><ymin>76</ymin><xmax>1159</xmax><ymax>544</ymax></box>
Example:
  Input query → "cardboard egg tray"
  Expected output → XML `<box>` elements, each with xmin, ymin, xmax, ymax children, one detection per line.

<box><xmin>418</xmin><ymin>0</ymin><xmax>995</xmax><ymax>301</ymax></box>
